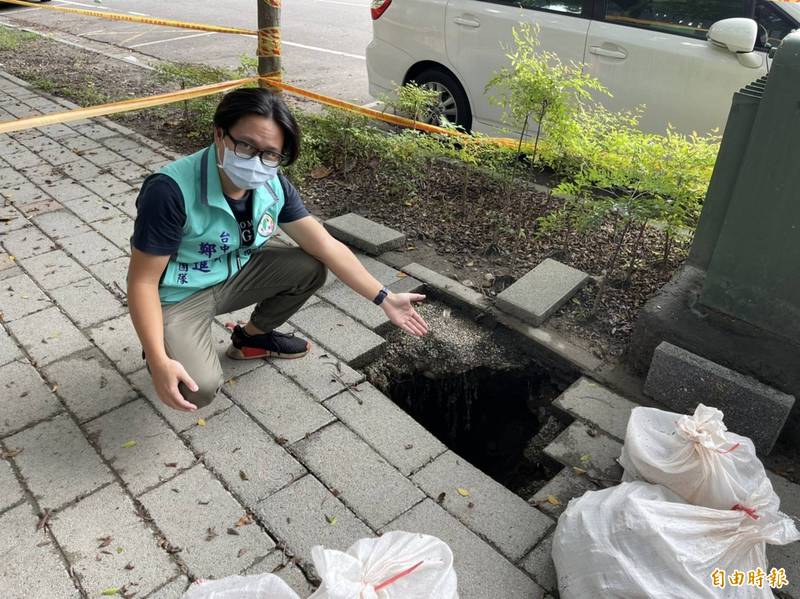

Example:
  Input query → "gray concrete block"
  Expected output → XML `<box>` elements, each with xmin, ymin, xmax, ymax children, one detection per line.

<box><xmin>412</xmin><ymin>451</ymin><xmax>553</xmax><ymax>561</ymax></box>
<box><xmin>146</xmin><ymin>576</ymin><xmax>190</xmax><ymax>599</ymax></box>
<box><xmin>18</xmin><ymin>250</ymin><xmax>87</xmax><ymax>291</ymax></box>
<box><xmin>0</xmin><ymin>458</ymin><xmax>23</xmax><ymax>513</ymax></box>
<box><xmin>87</xmin><ymin>256</ymin><xmax>128</xmax><ymax>292</ymax></box>
<box><xmin>17</xmin><ymin>134</ymin><xmax>61</xmax><ymax>155</ymax></box>
<box><xmin>61</xmin><ymin>134</ymin><xmax>102</xmax><ymax>153</ymax></box>
<box><xmin>543</xmin><ymin>421</ymin><xmax>623</xmax><ymax>485</ymax></box>
<box><xmin>51</xmin><ymin>483</ymin><xmax>180</xmax><ymax>598</ymax></box>
<box><xmin>82</xmin><ymin>172</ymin><xmax>135</xmax><ymax>199</ymax></box>
<box><xmin>16</xmin><ymin>199</ymin><xmax>63</xmax><ymax>220</ymax></box>
<box><xmin>0</xmin><ymin>205</ymin><xmax>27</xmax><ymax>236</ymax></box>
<box><xmin>530</xmin><ymin>467</ymin><xmax>598</xmax><ymax>519</ymax></box>
<box><xmin>0</xmin><ymin>252</ymin><xmax>22</xmax><ymax>282</ymax></box>
<box><xmin>496</xmin><ymin>259</ymin><xmax>589</xmax><ymax>326</ymax></box>
<box><xmin>80</xmin><ymin>146</ymin><xmax>125</xmax><ymax>167</ymax></box>
<box><xmin>104</xmin><ymin>160</ymin><xmax>150</xmax><ymax>186</ymax></box>
<box><xmin>243</xmin><ymin>550</ymin><xmax>315</xmax><ymax>596</ymax></box>
<box><xmin>0</xmin><ymin>503</ymin><xmax>80</xmax><ymax>599</ymax></box>
<box><xmin>271</xmin><ymin>340</ymin><xmax>364</xmax><ymax>403</ymax></box>
<box><xmin>58</xmin><ymin>157</ymin><xmax>105</xmax><ymax>182</ymax></box>
<box><xmin>186</xmin><ymin>406</ymin><xmax>306</xmax><ymax>507</ymax></box>
<box><xmin>354</xmin><ymin>253</ymin><xmax>405</xmax><ymax>284</ymax></box>
<box><xmin>1</xmin><ymin>225</ymin><xmax>56</xmax><ymax>259</ymax></box>
<box><xmin>94</xmin><ymin>213</ymin><xmax>134</xmax><ymax>251</ymax></box>
<box><xmin>226</xmin><ymin>365</ymin><xmax>335</xmax><ymax>444</ymax></box>
<box><xmin>0</xmin><ymin>361</ymin><xmax>61</xmax><ymax>436</ymax></box>
<box><xmin>39</xmin><ymin>147</ymin><xmax>83</xmax><ymax>167</ymax></box>
<box><xmin>50</xmin><ymin>278</ymin><xmax>126</xmax><ymax>328</ymax></box>
<box><xmin>107</xmin><ymin>190</ymin><xmax>139</xmax><ymax>219</ymax></box>
<box><xmin>387</xmin><ymin>274</ymin><xmax>425</xmax><ymax>295</ymax></box>
<box><xmin>0</xmin><ymin>273</ymin><xmax>52</xmax><ymax>321</ymax></box>
<box><xmin>40</xmin><ymin>178</ymin><xmax>94</xmax><ymax>203</ymax></box>
<box><xmin>102</xmin><ymin>136</ymin><xmax>144</xmax><ymax>153</ymax></box>
<box><xmin>288</xmin><ymin>303</ymin><xmax>385</xmax><ymax>368</ymax></box>
<box><xmin>323</xmin><ymin>213</ymin><xmax>405</xmax><ymax>255</ymax></box>
<box><xmin>317</xmin><ymin>282</ymin><xmax>390</xmax><ymax>331</ymax></box>
<box><xmin>553</xmin><ymin>377</ymin><xmax>638</xmax><ymax>442</ymax></box>
<box><xmin>19</xmin><ymin>163</ymin><xmax>60</xmax><ymax>186</ymax></box>
<box><xmin>324</xmin><ymin>383</ymin><xmax>445</xmax><ymax>476</ymax></box>
<box><xmin>86</xmin><ymin>399</ymin><xmax>196</xmax><ymax>496</ymax></box>
<box><xmin>0</xmin><ymin>166</ymin><xmax>29</xmax><ymax>189</ymax></box>
<box><xmin>88</xmin><ymin>314</ymin><xmax>143</xmax><ymax>374</ymax></box>
<box><xmin>114</xmin><ymin>145</ymin><xmax>169</xmax><ymax>168</ymax></box>
<box><xmin>8</xmin><ymin>306</ymin><xmax>92</xmax><ymax>366</ymax></box>
<box><xmin>3</xmin><ymin>148</ymin><xmax>42</xmax><ymax>169</ymax></box>
<box><xmin>645</xmin><ymin>341</ymin><xmax>795</xmax><ymax>454</ymax></box>
<box><xmin>58</xmin><ymin>230</ymin><xmax>124</xmax><ymax>266</ymax></box>
<box><xmin>383</xmin><ymin>500</ymin><xmax>544</xmax><ymax>599</ymax></box>
<box><xmin>37</xmin><ymin>124</ymin><xmax>78</xmax><ymax>141</ymax></box>
<box><xmin>1</xmin><ymin>181</ymin><xmax>52</xmax><ymax>207</ymax></box>
<box><xmin>402</xmin><ymin>262</ymin><xmax>490</xmax><ymax>313</ymax></box>
<box><xmin>767</xmin><ymin>542</ymin><xmax>799</xmax><ymax>599</ymax></box>
<box><xmin>0</xmin><ymin>327</ymin><xmax>22</xmax><ymax>366</ymax></box>
<box><xmin>128</xmin><ymin>368</ymin><xmax>233</xmax><ymax>433</ymax></box>
<box><xmin>519</xmin><ymin>534</ymin><xmax>557</xmax><ymax>593</ymax></box>
<box><xmin>768</xmin><ymin>471</ymin><xmax>800</xmax><ymax>519</ymax></box>
<box><xmin>254</xmin><ymin>474</ymin><xmax>373</xmax><ymax>561</ymax></box>
<box><xmin>72</xmin><ymin>123</ymin><xmax>118</xmax><ymax>140</ymax></box>
<box><xmin>8</xmin><ymin>414</ymin><xmax>112</xmax><ymax>510</ymax></box>
<box><xmin>43</xmin><ymin>350</ymin><xmax>137</xmax><ymax>422</ymax></box>
<box><xmin>292</xmin><ymin>422</ymin><xmax>424</xmax><ymax>529</ymax></box>
<box><xmin>64</xmin><ymin>193</ymin><xmax>120</xmax><ymax>223</ymax></box>
<box><xmin>139</xmin><ymin>465</ymin><xmax>275</xmax><ymax>578</ymax></box>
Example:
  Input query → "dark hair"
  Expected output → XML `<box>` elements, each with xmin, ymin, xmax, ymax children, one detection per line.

<box><xmin>213</xmin><ymin>88</ymin><xmax>301</xmax><ymax>166</ymax></box>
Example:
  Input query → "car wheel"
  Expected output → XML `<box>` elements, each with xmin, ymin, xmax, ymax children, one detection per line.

<box><xmin>410</xmin><ymin>68</ymin><xmax>472</xmax><ymax>132</ymax></box>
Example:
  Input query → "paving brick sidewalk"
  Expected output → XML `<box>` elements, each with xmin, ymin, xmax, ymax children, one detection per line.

<box><xmin>0</xmin><ymin>72</ymin><xmax>555</xmax><ymax>598</ymax></box>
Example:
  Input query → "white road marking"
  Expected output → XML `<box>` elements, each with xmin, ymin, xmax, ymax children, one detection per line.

<box><xmin>128</xmin><ymin>31</ymin><xmax>216</xmax><ymax>48</ymax></box>
<box><xmin>127</xmin><ymin>11</ymin><xmax>149</xmax><ymax>17</ymax></box>
<box><xmin>283</xmin><ymin>40</ymin><xmax>365</xmax><ymax>60</ymax></box>
<box><xmin>53</xmin><ymin>0</ymin><xmax>113</xmax><ymax>11</ymax></box>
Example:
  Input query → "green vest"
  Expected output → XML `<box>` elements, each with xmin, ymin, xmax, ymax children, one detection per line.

<box><xmin>157</xmin><ymin>144</ymin><xmax>285</xmax><ymax>304</ymax></box>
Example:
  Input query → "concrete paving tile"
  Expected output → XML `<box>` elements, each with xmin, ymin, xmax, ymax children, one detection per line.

<box><xmin>0</xmin><ymin>272</ymin><xmax>52</xmax><ymax>321</ymax></box>
<box><xmin>323</xmin><ymin>213</ymin><xmax>405</xmax><ymax>255</ymax></box>
<box><xmin>520</xmin><ymin>534</ymin><xmax>557</xmax><ymax>594</ymax></box>
<box><xmin>31</xmin><ymin>210</ymin><xmax>90</xmax><ymax>240</ymax></box>
<box><xmin>3</xmin><ymin>148</ymin><xmax>43</xmax><ymax>169</ymax></box>
<box><xmin>8</xmin><ymin>306</ymin><xmax>92</xmax><ymax>366</ymax></box>
<box><xmin>412</xmin><ymin>451</ymin><xmax>553</xmax><ymax>561</ymax></box>
<box><xmin>57</xmin><ymin>157</ymin><xmax>104</xmax><ymax>183</ymax></box>
<box><xmin>1</xmin><ymin>181</ymin><xmax>52</xmax><ymax>207</ymax></box>
<box><xmin>8</xmin><ymin>414</ymin><xmax>112</xmax><ymax>510</ymax></box>
<box><xmin>50</xmin><ymin>277</ymin><xmax>126</xmax><ymax>328</ymax></box>
<box><xmin>61</xmin><ymin>134</ymin><xmax>102</xmax><ymax>153</ymax></box>
<box><xmin>0</xmin><ymin>225</ymin><xmax>56</xmax><ymax>259</ymax></box>
<box><xmin>86</xmin><ymin>399</ymin><xmax>196</xmax><ymax>496</ymax></box>
<box><xmin>80</xmin><ymin>146</ymin><xmax>125</xmax><ymax>167</ymax></box>
<box><xmin>254</xmin><ymin>474</ymin><xmax>373</xmax><ymax>561</ymax></box>
<box><xmin>317</xmin><ymin>281</ymin><xmax>390</xmax><ymax>330</ymax></box>
<box><xmin>272</xmin><ymin>339</ymin><xmax>364</xmax><ymax>403</ymax></box>
<box><xmin>0</xmin><ymin>458</ymin><xmax>23</xmax><ymax>513</ymax></box>
<box><xmin>94</xmin><ymin>212</ymin><xmax>134</xmax><ymax>251</ymax></box>
<box><xmin>553</xmin><ymin>377</ymin><xmax>637</xmax><ymax>443</ymax></box>
<box><xmin>82</xmin><ymin>172</ymin><xmax>135</xmax><ymax>199</ymax></box>
<box><xmin>88</xmin><ymin>256</ymin><xmax>128</xmax><ymax>292</ymax></box>
<box><xmin>72</xmin><ymin>123</ymin><xmax>118</xmax><ymax>140</ymax></box>
<box><xmin>40</xmin><ymin>178</ymin><xmax>94</xmax><ymax>203</ymax></box>
<box><xmin>543</xmin><ymin>421</ymin><xmax>623</xmax><ymax>485</ymax></box>
<box><xmin>19</xmin><ymin>163</ymin><xmax>61</xmax><ymax>186</ymax></box>
<box><xmin>64</xmin><ymin>193</ymin><xmax>120</xmax><ymax>223</ymax></box>
<box><xmin>43</xmin><ymin>349</ymin><xmax>137</xmax><ymax>422</ymax></box>
<box><xmin>0</xmin><ymin>204</ymin><xmax>27</xmax><ymax>236</ymax></box>
<box><xmin>530</xmin><ymin>467</ymin><xmax>598</xmax><ymax>519</ymax></box>
<box><xmin>52</xmin><ymin>483</ymin><xmax>180</xmax><ymax>598</ymax></box>
<box><xmin>144</xmin><ymin>576</ymin><xmax>190</xmax><ymax>599</ymax></box>
<box><xmin>383</xmin><ymin>500</ymin><xmax>544</xmax><ymax>599</ymax></box>
<box><xmin>0</xmin><ymin>326</ymin><xmax>23</xmax><ymax>366</ymax></box>
<box><xmin>139</xmin><ymin>465</ymin><xmax>275</xmax><ymax>578</ymax></box>
<box><xmin>0</xmin><ymin>166</ymin><xmax>30</xmax><ymax>188</ymax></box>
<box><xmin>292</xmin><ymin>422</ymin><xmax>424</xmax><ymax>529</ymax></box>
<box><xmin>104</xmin><ymin>159</ymin><xmax>152</xmax><ymax>186</ymax></box>
<box><xmin>15</xmin><ymin>198</ymin><xmax>62</xmax><ymax>219</ymax></box>
<box><xmin>243</xmin><ymin>550</ymin><xmax>316</xmax><ymax>596</ymax></box>
<box><xmin>39</xmin><ymin>146</ymin><xmax>83</xmax><ymax>167</ymax></box>
<box><xmin>185</xmin><ymin>406</ymin><xmax>306</xmax><ymax>507</ymax></box>
<box><xmin>18</xmin><ymin>249</ymin><xmax>87</xmax><ymax>291</ymax></box>
<box><xmin>128</xmin><ymin>368</ymin><xmax>233</xmax><ymax>433</ymax></box>
<box><xmin>227</xmin><ymin>365</ymin><xmax>335</xmax><ymax>444</ymax></box>
<box><xmin>0</xmin><ymin>360</ymin><xmax>61</xmax><ymax>436</ymax></box>
<box><xmin>58</xmin><ymin>230</ymin><xmax>124</xmax><ymax>266</ymax></box>
<box><xmin>0</xmin><ymin>503</ymin><xmax>80</xmax><ymax>599</ymax></box>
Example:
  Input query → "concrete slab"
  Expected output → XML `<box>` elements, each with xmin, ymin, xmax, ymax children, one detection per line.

<box><xmin>1</xmin><ymin>225</ymin><xmax>56</xmax><ymax>259</ymax></box>
<box><xmin>51</xmin><ymin>483</ymin><xmax>179</xmax><ymax>598</ymax></box>
<box><xmin>0</xmin><ymin>272</ymin><xmax>52</xmax><ymax>322</ymax></box>
<box><xmin>496</xmin><ymin>259</ymin><xmax>588</xmax><ymax>326</ymax></box>
<box><xmin>138</xmin><ymin>465</ymin><xmax>275</xmax><ymax>579</ymax></box>
<box><xmin>288</xmin><ymin>302</ymin><xmax>385</xmax><ymax>368</ymax></box>
<box><xmin>31</xmin><ymin>210</ymin><xmax>90</xmax><ymax>240</ymax></box>
<box><xmin>88</xmin><ymin>314</ymin><xmax>143</xmax><ymax>374</ymax></box>
<box><xmin>8</xmin><ymin>306</ymin><xmax>92</xmax><ymax>366</ymax></box>
<box><xmin>0</xmin><ymin>327</ymin><xmax>22</xmax><ymax>366</ymax></box>
<box><xmin>271</xmin><ymin>340</ymin><xmax>364</xmax><ymax>403</ymax></box>
<box><xmin>0</xmin><ymin>360</ymin><xmax>62</xmax><ymax>436</ymax></box>
<box><xmin>226</xmin><ymin>365</ymin><xmax>335</xmax><ymax>444</ymax></box>
<box><xmin>383</xmin><ymin>500</ymin><xmax>544</xmax><ymax>599</ymax></box>
<box><xmin>519</xmin><ymin>534</ymin><xmax>557</xmax><ymax>594</ymax></box>
<box><xmin>529</xmin><ymin>467</ymin><xmax>598</xmax><ymax>519</ymax></box>
<box><xmin>145</xmin><ymin>576</ymin><xmax>190</xmax><ymax>599</ymax></box>
<box><xmin>323</xmin><ymin>213</ymin><xmax>405</xmax><ymax>255</ymax></box>
<box><xmin>0</xmin><ymin>458</ymin><xmax>23</xmax><ymax>514</ymax></box>
<box><xmin>58</xmin><ymin>230</ymin><xmax>125</xmax><ymax>267</ymax></box>
<box><xmin>317</xmin><ymin>282</ymin><xmax>390</xmax><ymax>331</ymax></box>
<box><xmin>645</xmin><ymin>341</ymin><xmax>795</xmax><ymax>454</ymax></box>
<box><xmin>401</xmin><ymin>263</ymin><xmax>490</xmax><ymax>314</ymax></box>
<box><xmin>553</xmin><ymin>377</ymin><xmax>638</xmax><ymax>442</ymax></box>
<box><xmin>243</xmin><ymin>550</ymin><xmax>316</xmax><ymax>596</ymax></box>
<box><xmin>254</xmin><ymin>474</ymin><xmax>374</xmax><ymax>562</ymax></box>
<box><xmin>87</xmin><ymin>255</ymin><xmax>128</xmax><ymax>292</ymax></box>
<box><xmin>324</xmin><ymin>383</ymin><xmax>445</xmax><ymax>476</ymax></box>
<box><xmin>64</xmin><ymin>193</ymin><xmax>120</xmax><ymax>223</ymax></box>
<box><xmin>85</xmin><ymin>400</ymin><xmax>196</xmax><ymax>497</ymax></box>
<box><xmin>0</xmin><ymin>205</ymin><xmax>29</xmax><ymax>236</ymax></box>
<box><xmin>94</xmin><ymin>213</ymin><xmax>134</xmax><ymax>252</ymax></box>
<box><xmin>18</xmin><ymin>250</ymin><xmax>87</xmax><ymax>291</ymax></box>
<box><xmin>412</xmin><ymin>451</ymin><xmax>553</xmax><ymax>561</ymax></box>
<box><xmin>50</xmin><ymin>277</ymin><xmax>126</xmax><ymax>328</ymax></box>
<box><xmin>82</xmin><ymin>172</ymin><xmax>135</xmax><ymax>199</ymax></box>
<box><xmin>185</xmin><ymin>406</ymin><xmax>306</xmax><ymax>507</ymax></box>
<box><xmin>8</xmin><ymin>414</ymin><xmax>112</xmax><ymax>511</ymax></box>
<box><xmin>543</xmin><ymin>421</ymin><xmax>623</xmax><ymax>485</ymax></box>
<box><xmin>43</xmin><ymin>350</ymin><xmax>137</xmax><ymax>422</ymax></box>
<box><xmin>292</xmin><ymin>422</ymin><xmax>424</xmax><ymax>529</ymax></box>
<box><xmin>0</xmin><ymin>503</ymin><xmax>80</xmax><ymax>599</ymax></box>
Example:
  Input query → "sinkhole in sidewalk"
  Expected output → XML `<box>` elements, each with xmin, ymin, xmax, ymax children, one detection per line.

<box><xmin>365</xmin><ymin>301</ymin><xmax>574</xmax><ymax>498</ymax></box>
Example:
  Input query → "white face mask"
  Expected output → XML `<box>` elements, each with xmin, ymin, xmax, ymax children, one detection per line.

<box><xmin>218</xmin><ymin>146</ymin><xmax>278</xmax><ymax>190</ymax></box>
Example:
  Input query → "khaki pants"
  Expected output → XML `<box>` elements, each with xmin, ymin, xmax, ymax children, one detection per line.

<box><xmin>159</xmin><ymin>244</ymin><xmax>326</xmax><ymax>407</ymax></box>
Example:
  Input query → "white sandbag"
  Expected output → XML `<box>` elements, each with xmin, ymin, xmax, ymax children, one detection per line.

<box><xmin>309</xmin><ymin>530</ymin><xmax>458</xmax><ymax>599</ymax></box>
<box><xmin>181</xmin><ymin>573</ymin><xmax>301</xmax><ymax>599</ymax></box>
<box><xmin>552</xmin><ymin>481</ymin><xmax>800</xmax><ymax>599</ymax></box>
<box><xmin>619</xmin><ymin>404</ymin><xmax>779</xmax><ymax>511</ymax></box>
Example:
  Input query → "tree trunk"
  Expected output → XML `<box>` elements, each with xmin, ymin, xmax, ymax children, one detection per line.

<box><xmin>624</xmin><ymin>219</ymin><xmax>648</xmax><ymax>284</ymax></box>
<box><xmin>257</xmin><ymin>0</ymin><xmax>282</xmax><ymax>89</ymax></box>
<box><xmin>531</xmin><ymin>101</ymin><xmax>547</xmax><ymax>165</ymax></box>
<box><xmin>592</xmin><ymin>218</ymin><xmax>632</xmax><ymax>317</ymax></box>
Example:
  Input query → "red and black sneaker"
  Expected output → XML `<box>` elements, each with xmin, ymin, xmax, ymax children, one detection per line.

<box><xmin>226</xmin><ymin>324</ymin><xmax>311</xmax><ymax>360</ymax></box>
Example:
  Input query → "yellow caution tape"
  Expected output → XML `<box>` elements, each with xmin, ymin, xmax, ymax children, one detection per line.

<box><xmin>0</xmin><ymin>77</ymin><xmax>258</xmax><ymax>134</ymax></box>
<box><xmin>0</xmin><ymin>0</ymin><xmax>258</xmax><ymax>36</ymax></box>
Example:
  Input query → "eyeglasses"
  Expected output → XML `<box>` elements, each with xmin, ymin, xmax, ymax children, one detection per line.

<box><xmin>224</xmin><ymin>131</ymin><xmax>285</xmax><ymax>167</ymax></box>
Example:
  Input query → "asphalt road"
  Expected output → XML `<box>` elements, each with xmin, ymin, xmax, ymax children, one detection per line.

<box><xmin>0</xmin><ymin>0</ymin><xmax>374</xmax><ymax>104</ymax></box>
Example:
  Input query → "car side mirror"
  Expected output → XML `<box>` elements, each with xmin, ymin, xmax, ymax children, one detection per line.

<box><xmin>708</xmin><ymin>18</ymin><xmax>757</xmax><ymax>53</ymax></box>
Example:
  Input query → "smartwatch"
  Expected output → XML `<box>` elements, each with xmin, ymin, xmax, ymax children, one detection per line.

<box><xmin>372</xmin><ymin>286</ymin><xmax>389</xmax><ymax>306</ymax></box>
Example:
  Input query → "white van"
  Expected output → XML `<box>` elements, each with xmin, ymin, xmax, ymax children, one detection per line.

<box><xmin>366</xmin><ymin>0</ymin><xmax>800</xmax><ymax>134</ymax></box>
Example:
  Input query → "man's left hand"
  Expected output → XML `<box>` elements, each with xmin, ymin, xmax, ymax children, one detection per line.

<box><xmin>382</xmin><ymin>292</ymin><xmax>429</xmax><ymax>337</ymax></box>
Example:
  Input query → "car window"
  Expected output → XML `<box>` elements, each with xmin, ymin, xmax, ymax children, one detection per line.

<box><xmin>754</xmin><ymin>2</ymin><xmax>796</xmax><ymax>47</ymax></box>
<box><xmin>516</xmin><ymin>0</ymin><xmax>584</xmax><ymax>15</ymax></box>
<box><xmin>604</xmin><ymin>0</ymin><xmax>746</xmax><ymax>39</ymax></box>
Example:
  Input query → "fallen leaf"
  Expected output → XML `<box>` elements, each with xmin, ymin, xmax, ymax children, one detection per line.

<box><xmin>467</xmin><ymin>502</ymin><xmax>475</xmax><ymax>509</ymax></box>
<box><xmin>456</xmin><ymin>488</ymin><xmax>470</xmax><ymax>497</ymax></box>
<box><xmin>36</xmin><ymin>509</ymin><xmax>51</xmax><ymax>531</ymax></box>
<box><xmin>116</xmin><ymin>547</ymin><xmax>124</xmax><ymax>554</ymax></box>
<box><xmin>310</xmin><ymin>165</ymin><xmax>333</xmax><ymax>179</ymax></box>
<box><xmin>325</xmin><ymin>514</ymin><xmax>337</xmax><ymax>525</ymax></box>
<box><xmin>404</xmin><ymin>444</ymin><xmax>414</xmax><ymax>450</ymax></box>
<box><xmin>124</xmin><ymin>563</ymin><xmax>134</xmax><ymax>571</ymax></box>
<box><xmin>275</xmin><ymin>436</ymin><xmax>288</xmax><ymax>446</ymax></box>
<box><xmin>396</xmin><ymin>272</ymin><xmax>408</xmax><ymax>278</ymax></box>
<box><xmin>97</xmin><ymin>536</ymin><xmax>112</xmax><ymax>548</ymax></box>
<box><xmin>121</xmin><ymin>440</ymin><xmax>137</xmax><ymax>449</ymax></box>
<box><xmin>164</xmin><ymin>462</ymin><xmax>178</xmax><ymax>468</ymax></box>
<box><xmin>239</xmin><ymin>470</ymin><xmax>249</xmax><ymax>481</ymax></box>
<box><xmin>331</xmin><ymin>488</ymin><xmax>341</xmax><ymax>498</ymax></box>
<box><xmin>237</xmin><ymin>548</ymin><xmax>249</xmax><ymax>558</ymax></box>
<box><xmin>197</xmin><ymin>418</ymin><xmax>206</xmax><ymax>427</ymax></box>
<box><xmin>100</xmin><ymin>588</ymin><xmax>120</xmax><ymax>596</ymax></box>
<box><xmin>573</xmin><ymin>467</ymin><xmax>587</xmax><ymax>476</ymax></box>
<box><xmin>235</xmin><ymin>514</ymin><xmax>253</xmax><ymax>528</ymax></box>
<box><xmin>436</xmin><ymin>492</ymin><xmax>446</xmax><ymax>505</ymax></box>
<box><xmin>1</xmin><ymin>448</ymin><xmax>22</xmax><ymax>459</ymax></box>
<box><xmin>198</xmin><ymin>500</ymin><xmax>210</xmax><ymax>506</ymax></box>
<box><xmin>205</xmin><ymin>527</ymin><xmax>217</xmax><ymax>542</ymax></box>
<box><xmin>579</xmin><ymin>454</ymin><xmax>592</xmax><ymax>463</ymax></box>
<box><xmin>546</xmin><ymin>495</ymin><xmax>561</xmax><ymax>506</ymax></box>
<box><xmin>226</xmin><ymin>527</ymin><xmax>239</xmax><ymax>536</ymax></box>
